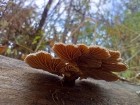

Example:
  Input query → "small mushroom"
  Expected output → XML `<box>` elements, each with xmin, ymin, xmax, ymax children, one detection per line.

<box><xmin>101</xmin><ymin>62</ymin><xmax>127</xmax><ymax>72</ymax></box>
<box><xmin>109</xmin><ymin>50</ymin><xmax>121</xmax><ymax>59</ymax></box>
<box><xmin>90</xmin><ymin>70</ymin><xmax>119</xmax><ymax>81</ymax></box>
<box><xmin>88</xmin><ymin>46</ymin><xmax>111</xmax><ymax>60</ymax></box>
<box><xmin>52</xmin><ymin>43</ymin><xmax>81</xmax><ymax>62</ymax></box>
<box><xmin>102</xmin><ymin>50</ymin><xmax>122</xmax><ymax>63</ymax></box>
<box><xmin>77</xmin><ymin>44</ymin><xmax>89</xmax><ymax>55</ymax></box>
<box><xmin>77</xmin><ymin>44</ymin><xmax>102</xmax><ymax>68</ymax></box>
<box><xmin>25</xmin><ymin>51</ymin><xmax>83</xmax><ymax>86</ymax></box>
<box><xmin>80</xmin><ymin>68</ymin><xmax>119</xmax><ymax>81</ymax></box>
<box><xmin>25</xmin><ymin>51</ymin><xmax>66</xmax><ymax>75</ymax></box>
<box><xmin>53</xmin><ymin>43</ymin><xmax>127</xmax><ymax>82</ymax></box>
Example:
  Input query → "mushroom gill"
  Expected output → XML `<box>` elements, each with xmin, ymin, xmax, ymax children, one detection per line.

<box><xmin>25</xmin><ymin>51</ymin><xmax>66</xmax><ymax>75</ymax></box>
<box><xmin>52</xmin><ymin>43</ymin><xmax>81</xmax><ymax>63</ymax></box>
<box><xmin>25</xmin><ymin>43</ymin><xmax>127</xmax><ymax>84</ymax></box>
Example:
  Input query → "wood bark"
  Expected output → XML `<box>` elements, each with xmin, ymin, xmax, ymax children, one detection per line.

<box><xmin>0</xmin><ymin>55</ymin><xmax>140</xmax><ymax>105</ymax></box>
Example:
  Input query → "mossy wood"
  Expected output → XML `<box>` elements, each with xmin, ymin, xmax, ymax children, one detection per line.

<box><xmin>0</xmin><ymin>55</ymin><xmax>140</xmax><ymax>105</ymax></box>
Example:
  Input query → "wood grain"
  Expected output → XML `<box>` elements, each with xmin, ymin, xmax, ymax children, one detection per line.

<box><xmin>0</xmin><ymin>55</ymin><xmax>140</xmax><ymax>105</ymax></box>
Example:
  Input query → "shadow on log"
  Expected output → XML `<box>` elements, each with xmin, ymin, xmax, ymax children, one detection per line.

<box><xmin>0</xmin><ymin>55</ymin><xmax>140</xmax><ymax>105</ymax></box>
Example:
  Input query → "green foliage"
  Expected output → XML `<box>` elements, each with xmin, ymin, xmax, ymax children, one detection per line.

<box><xmin>104</xmin><ymin>3</ymin><xmax>140</xmax><ymax>80</ymax></box>
<box><xmin>121</xmin><ymin>70</ymin><xmax>135</xmax><ymax>79</ymax></box>
<box><xmin>32</xmin><ymin>36</ymin><xmax>41</xmax><ymax>44</ymax></box>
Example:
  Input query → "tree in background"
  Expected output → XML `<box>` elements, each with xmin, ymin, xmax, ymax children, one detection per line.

<box><xmin>105</xmin><ymin>0</ymin><xmax>140</xmax><ymax>79</ymax></box>
<box><xmin>0</xmin><ymin>0</ymin><xmax>36</xmax><ymax>58</ymax></box>
<box><xmin>0</xmin><ymin>0</ymin><xmax>140</xmax><ymax>81</ymax></box>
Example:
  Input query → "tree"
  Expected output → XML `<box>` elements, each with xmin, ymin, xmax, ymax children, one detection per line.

<box><xmin>104</xmin><ymin>0</ymin><xmax>140</xmax><ymax>79</ymax></box>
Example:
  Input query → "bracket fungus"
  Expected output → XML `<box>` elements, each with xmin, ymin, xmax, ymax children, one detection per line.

<box><xmin>25</xmin><ymin>43</ymin><xmax>127</xmax><ymax>86</ymax></box>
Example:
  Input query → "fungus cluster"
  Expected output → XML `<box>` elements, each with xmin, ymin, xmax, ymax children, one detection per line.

<box><xmin>25</xmin><ymin>43</ymin><xmax>127</xmax><ymax>86</ymax></box>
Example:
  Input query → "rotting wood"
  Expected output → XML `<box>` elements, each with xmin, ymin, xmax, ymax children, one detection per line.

<box><xmin>0</xmin><ymin>55</ymin><xmax>140</xmax><ymax>105</ymax></box>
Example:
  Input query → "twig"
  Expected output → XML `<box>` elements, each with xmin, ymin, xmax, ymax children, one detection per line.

<box><xmin>119</xmin><ymin>78</ymin><xmax>131</xmax><ymax>83</ymax></box>
<box><xmin>34</xmin><ymin>35</ymin><xmax>45</xmax><ymax>52</ymax></box>
<box><xmin>15</xmin><ymin>39</ymin><xmax>34</xmax><ymax>53</ymax></box>
<box><xmin>125</xmin><ymin>50</ymin><xmax>140</xmax><ymax>63</ymax></box>
<box><xmin>70</xmin><ymin>21</ymin><xmax>85</xmax><ymax>36</ymax></box>
<box><xmin>130</xmin><ymin>34</ymin><xmax>140</xmax><ymax>43</ymax></box>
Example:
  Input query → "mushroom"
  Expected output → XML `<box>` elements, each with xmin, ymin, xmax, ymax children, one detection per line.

<box><xmin>25</xmin><ymin>51</ymin><xmax>66</xmax><ymax>75</ymax></box>
<box><xmin>25</xmin><ymin>43</ymin><xmax>127</xmax><ymax>86</ymax></box>
<box><xmin>52</xmin><ymin>43</ymin><xmax>81</xmax><ymax>64</ymax></box>
<box><xmin>53</xmin><ymin>43</ymin><xmax>127</xmax><ymax>82</ymax></box>
<box><xmin>25</xmin><ymin>51</ymin><xmax>82</xmax><ymax>86</ymax></box>
<box><xmin>88</xmin><ymin>45</ymin><xmax>110</xmax><ymax>60</ymax></box>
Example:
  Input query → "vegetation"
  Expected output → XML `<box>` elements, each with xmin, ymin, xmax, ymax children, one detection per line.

<box><xmin>0</xmin><ymin>0</ymin><xmax>140</xmax><ymax>83</ymax></box>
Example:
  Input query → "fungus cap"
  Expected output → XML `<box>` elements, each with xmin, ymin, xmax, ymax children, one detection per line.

<box><xmin>52</xmin><ymin>43</ymin><xmax>81</xmax><ymax>62</ymax></box>
<box><xmin>25</xmin><ymin>51</ymin><xmax>66</xmax><ymax>75</ymax></box>
<box><xmin>25</xmin><ymin>43</ymin><xmax>127</xmax><ymax>82</ymax></box>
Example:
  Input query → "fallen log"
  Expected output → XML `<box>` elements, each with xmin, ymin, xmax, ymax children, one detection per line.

<box><xmin>0</xmin><ymin>55</ymin><xmax>140</xmax><ymax>105</ymax></box>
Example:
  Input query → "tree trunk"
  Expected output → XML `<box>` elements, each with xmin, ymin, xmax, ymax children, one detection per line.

<box><xmin>0</xmin><ymin>55</ymin><xmax>140</xmax><ymax>105</ymax></box>
<box><xmin>37</xmin><ymin>0</ymin><xmax>53</xmax><ymax>32</ymax></box>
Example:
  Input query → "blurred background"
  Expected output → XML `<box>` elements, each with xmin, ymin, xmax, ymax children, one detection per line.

<box><xmin>0</xmin><ymin>0</ymin><xmax>140</xmax><ymax>83</ymax></box>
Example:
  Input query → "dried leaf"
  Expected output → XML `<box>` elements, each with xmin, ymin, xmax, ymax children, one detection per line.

<box><xmin>0</xmin><ymin>46</ymin><xmax>6</xmax><ymax>54</ymax></box>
